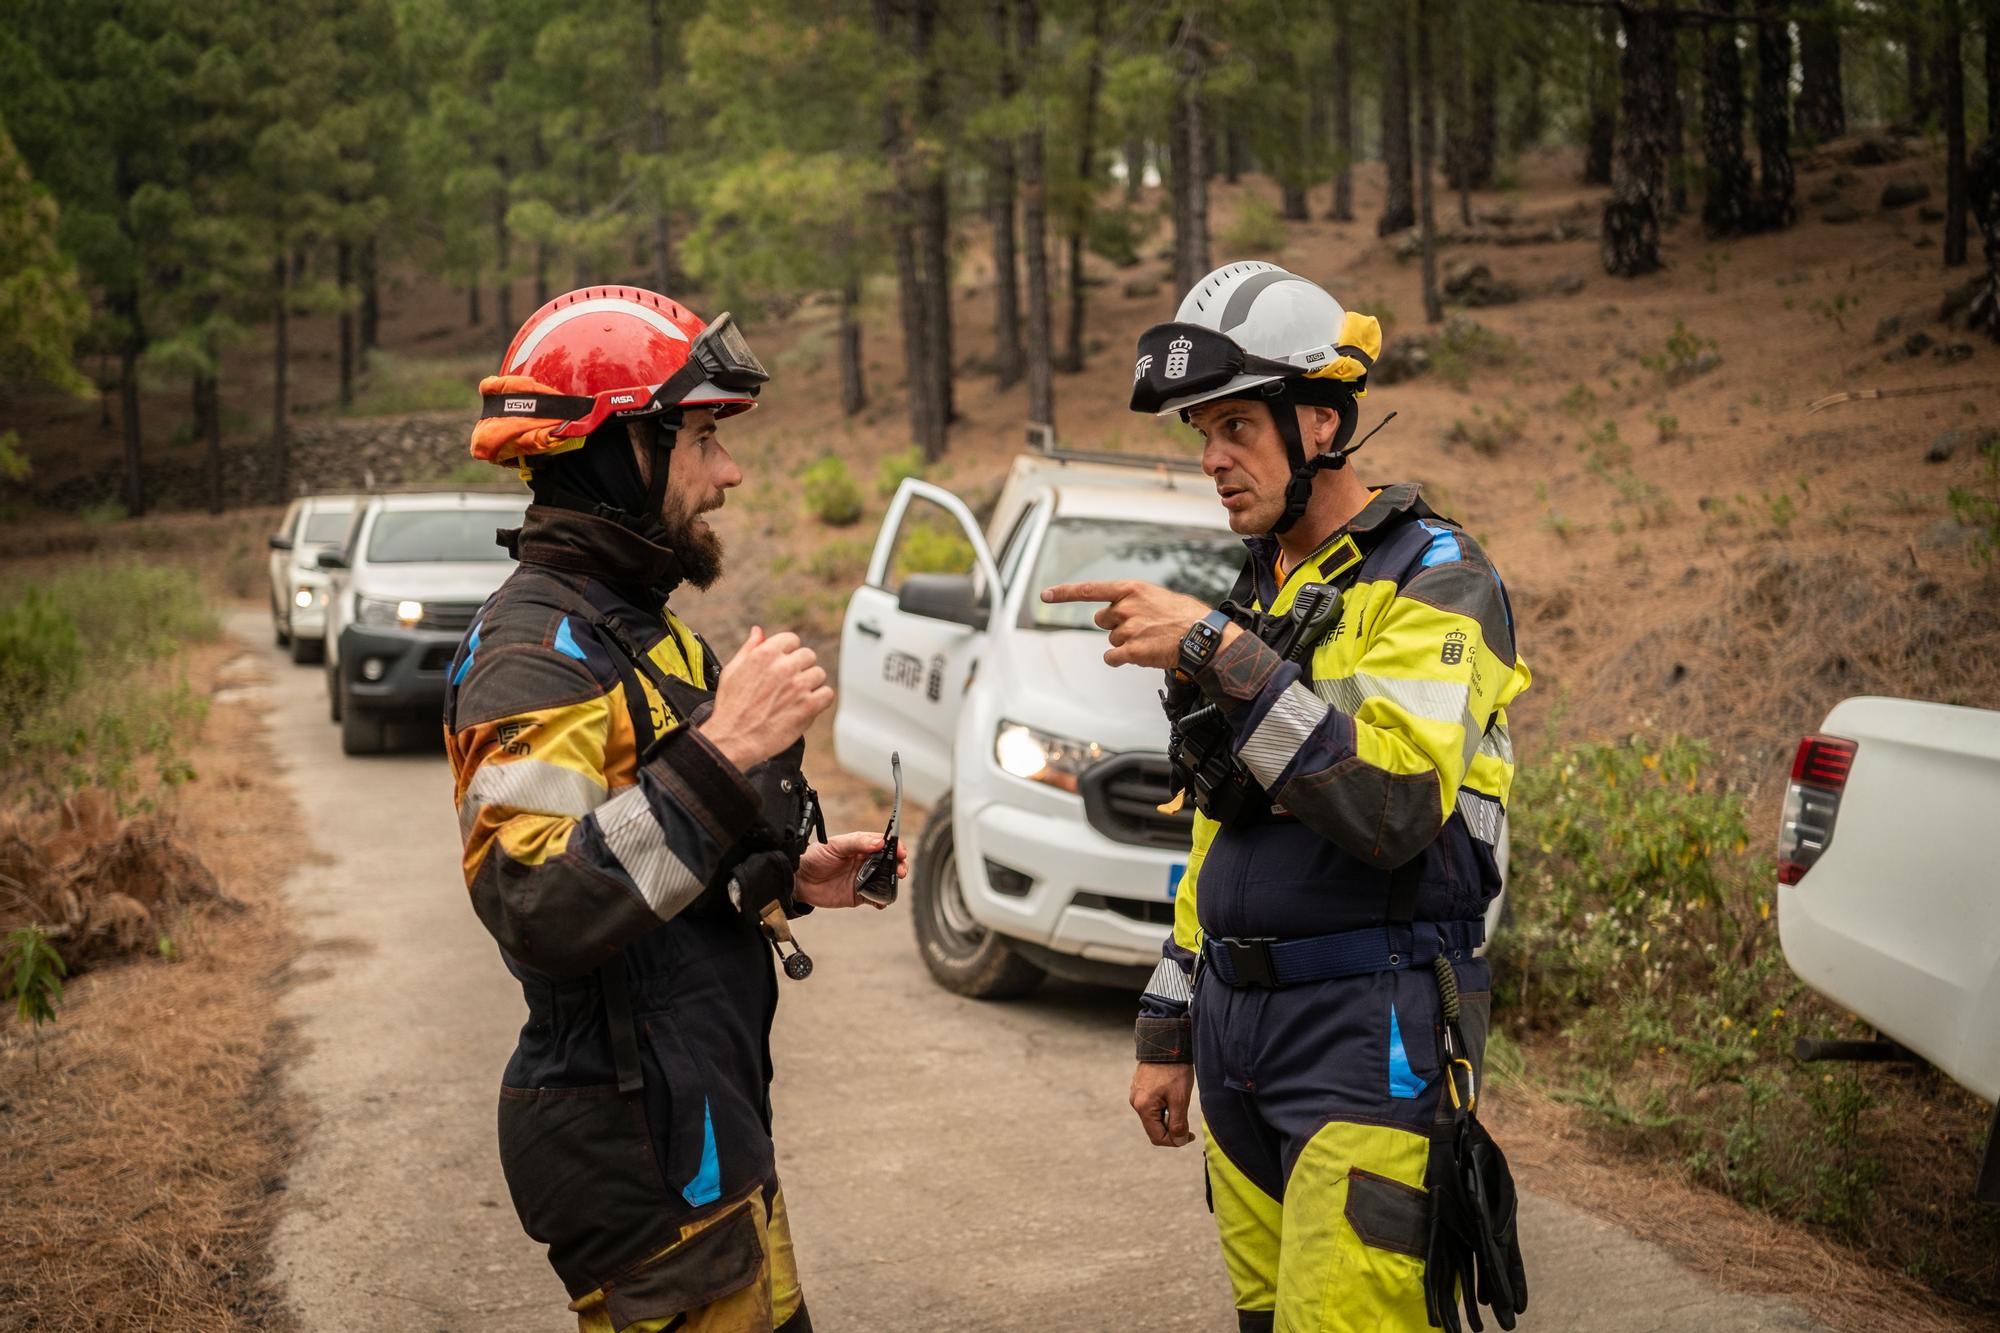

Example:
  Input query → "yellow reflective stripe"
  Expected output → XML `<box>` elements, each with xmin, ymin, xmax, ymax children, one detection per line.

<box><xmin>1173</xmin><ymin>816</ymin><xmax>1215</xmax><ymax>956</ymax></box>
<box><xmin>1204</xmin><ymin>1128</ymin><xmax>1282</xmax><ymax>1314</ymax></box>
<box><xmin>489</xmin><ymin>810</ymin><xmax>578</xmax><ymax>868</ymax></box>
<box><xmin>1279</xmin><ymin>1119</ymin><xmax>1434</xmax><ymax>1332</ymax></box>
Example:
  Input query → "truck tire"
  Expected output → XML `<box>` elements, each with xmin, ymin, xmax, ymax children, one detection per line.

<box><xmin>290</xmin><ymin>632</ymin><xmax>323</xmax><ymax>666</ymax></box>
<box><xmin>341</xmin><ymin>695</ymin><xmax>386</xmax><ymax>756</ymax></box>
<box><xmin>327</xmin><ymin>662</ymin><xmax>343</xmax><ymax>722</ymax></box>
<box><xmin>272</xmin><ymin>594</ymin><xmax>290</xmax><ymax>648</ymax></box>
<box><xmin>911</xmin><ymin>796</ymin><xmax>1044</xmax><ymax>1000</ymax></box>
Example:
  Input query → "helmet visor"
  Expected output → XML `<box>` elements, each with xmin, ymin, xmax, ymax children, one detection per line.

<box><xmin>1128</xmin><ymin>322</ymin><xmax>1297</xmax><ymax>415</ymax></box>
<box><xmin>691</xmin><ymin>311</ymin><xmax>768</xmax><ymax>392</ymax></box>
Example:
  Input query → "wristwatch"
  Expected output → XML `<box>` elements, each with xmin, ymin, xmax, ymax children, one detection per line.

<box><xmin>1175</xmin><ymin>609</ymin><xmax>1232</xmax><ymax>682</ymax></box>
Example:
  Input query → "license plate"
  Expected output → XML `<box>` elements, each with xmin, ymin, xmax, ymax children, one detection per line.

<box><xmin>1166</xmin><ymin>863</ymin><xmax>1186</xmax><ymax>898</ymax></box>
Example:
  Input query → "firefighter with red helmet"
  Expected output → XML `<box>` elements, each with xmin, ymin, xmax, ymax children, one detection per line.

<box><xmin>445</xmin><ymin>287</ymin><xmax>902</xmax><ymax>1332</ymax></box>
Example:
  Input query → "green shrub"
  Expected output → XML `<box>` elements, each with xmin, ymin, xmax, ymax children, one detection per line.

<box><xmin>1221</xmin><ymin>195</ymin><xmax>1289</xmax><ymax>255</ymax></box>
<box><xmin>1428</xmin><ymin>318</ymin><xmax>1515</xmax><ymax>389</ymax></box>
<box><xmin>1087</xmin><ymin>206</ymin><xmax>1147</xmax><ymax>267</ymax></box>
<box><xmin>1641</xmin><ymin>319</ymin><xmax>1721</xmax><ymax>385</ymax></box>
<box><xmin>1446</xmin><ymin>402</ymin><xmax>1525</xmax><ymax>456</ymax></box>
<box><xmin>0</xmin><ymin>564</ymin><xmax>216</xmax><ymax>805</ymax></box>
<box><xmin>801</xmin><ymin>456</ymin><xmax>863</xmax><ymax>526</ymax></box>
<box><xmin>1947</xmin><ymin>435</ymin><xmax>2000</xmax><ymax>566</ymax></box>
<box><xmin>3</xmin><ymin>924</ymin><xmax>66</xmax><ymax>1071</ymax></box>
<box><xmin>891</xmin><ymin>518</ymin><xmax>974</xmax><ymax>581</ymax></box>
<box><xmin>875</xmin><ymin>447</ymin><xmax>925</xmax><ymax>498</ymax></box>
<box><xmin>806</xmin><ymin>537</ymin><xmax>873</xmax><ymax>584</ymax></box>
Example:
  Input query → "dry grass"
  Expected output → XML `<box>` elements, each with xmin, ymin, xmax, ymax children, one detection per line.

<box><xmin>0</xmin><ymin>642</ymin><xmax>301</xmax><ymax>1331</ymax></box>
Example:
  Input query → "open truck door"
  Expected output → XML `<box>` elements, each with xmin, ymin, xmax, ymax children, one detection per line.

<box><xmin>834</xmin><ymin>480</ymin><xmax>1002</xmax><ymax>805</ymax></box>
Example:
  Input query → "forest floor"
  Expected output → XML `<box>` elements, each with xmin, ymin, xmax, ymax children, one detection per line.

<box><xmin>5</xmin><ymin>137</ymin><xmax>2000</xmax><ymax>1327</ymax></box>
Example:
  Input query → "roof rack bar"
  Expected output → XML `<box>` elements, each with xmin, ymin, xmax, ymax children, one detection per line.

<box><xmin>1025</xmin><ymin>423</ymin><xmax>1202</xmax><ymax>474</ymax></box>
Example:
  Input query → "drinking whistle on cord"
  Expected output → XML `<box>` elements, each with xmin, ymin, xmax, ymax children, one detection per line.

<box><xmin>854</xmin><ymin>752</ymin><xmax>903</xmax><ymax>907</ymax></box>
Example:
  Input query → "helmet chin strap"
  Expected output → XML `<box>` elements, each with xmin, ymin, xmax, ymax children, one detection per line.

<box><xmin>1263</xmin><ymin>385</ymin><xmax>1361</xmax><ymax>536</ymax></box>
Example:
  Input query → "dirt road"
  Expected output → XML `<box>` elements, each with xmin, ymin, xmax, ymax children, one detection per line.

<box><xmin>240</xmin><ymin>612</ymin><xmax>1824</xmax><ymax>1332</ymax></box>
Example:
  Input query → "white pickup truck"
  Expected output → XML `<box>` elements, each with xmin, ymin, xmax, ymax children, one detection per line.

<box><xmin>834</xmin><ymin>450</ymin><xmax>1241</xmax><ymax>996</ymax></box>
<box><xmin>1776</xmin><ymin>696</ymin><xmax>2000</xmax><ymax>1201</ymax></box>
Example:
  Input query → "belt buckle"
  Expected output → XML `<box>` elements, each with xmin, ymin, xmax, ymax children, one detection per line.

<box><xmin>1223</xmin><ymin>936</ymin><xmax>1278</xmax><ymax>988</ymax></box>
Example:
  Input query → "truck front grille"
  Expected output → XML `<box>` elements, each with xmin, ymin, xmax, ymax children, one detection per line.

<box><xmin>419</xmin><ymin>602</ymin><xmax>482</xmax><ymax>633</ymax></box>
<box><xmin>1078</xmin><ymin>753</ymin><xmax>1193</xmax><ymax>851</ymax></box>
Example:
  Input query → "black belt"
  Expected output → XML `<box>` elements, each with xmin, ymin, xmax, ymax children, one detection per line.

<box><xmin>1202</xmin><ymin>920</ymin><xmax>1484</xmax><ymax>988</ymax></box>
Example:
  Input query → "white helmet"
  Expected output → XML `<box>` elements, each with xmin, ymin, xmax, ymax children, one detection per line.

<box><xmin>1129</xmin><ymin>261</ymin><xmax>1384</xmax><ymax>534</ymax></box>
<box><xmin>1144</xmin><ymin>262</ymin><xmax>1349</xmax><ymax>416</ymax></box>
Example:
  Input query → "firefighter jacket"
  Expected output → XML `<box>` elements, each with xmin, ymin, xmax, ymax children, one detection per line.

<box><xmin>1137</xmin><ymin>483</ymin><xmax>1531</xmax><ymax>1026</ymax></box>
<box><xmin>443</xmin><ymin>504</ymin><xmax>795</xmax><ymax>1305</ymax></box>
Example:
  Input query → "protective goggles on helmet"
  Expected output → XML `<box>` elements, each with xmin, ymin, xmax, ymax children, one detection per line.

<box><xmin>650</xmin><ymin>310</ymin><xmax>769</xmax><ymax>411</ymax></box>
<box><xmin>1129</xmin><ymin>321</ymin><xmax>1300</xmax><ymax>416</ymax></box>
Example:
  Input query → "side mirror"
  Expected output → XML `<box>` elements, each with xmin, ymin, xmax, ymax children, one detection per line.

<box><xmin>898</xmin><ymin>573</ymin><xmax>987</xmax><ymax>629</ymax></box>
<box><xmin>268</xmin><ymin>534</ymin><xmax>293</xmax><ymax>551</ymax></box>
<box><xmin>315</xmin><ymin>550</ymin><xmax>349</xmax><ymax>571</ymax></box>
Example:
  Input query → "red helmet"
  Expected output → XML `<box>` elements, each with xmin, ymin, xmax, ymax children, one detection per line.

<box><xmin>471</xmin><ymin>286</ymin><xmax>768</xmax><ymax>467</ymax></box>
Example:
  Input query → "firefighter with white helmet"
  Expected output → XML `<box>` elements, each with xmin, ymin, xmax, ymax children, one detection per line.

<box><xmin>1046</xmin><ymin>262</ymin><xmax>1533</xmax><ymax>1332</ymax></box>
<box><xmin>445</xmin><ymin>286</ymin><xmax>903</xmax><ymax>1332</ymax></box>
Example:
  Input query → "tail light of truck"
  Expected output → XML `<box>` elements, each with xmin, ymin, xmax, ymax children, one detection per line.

<box><xmin>1777</xmin><ymin>734</ymin><xmax>1857</xmax><ymax>885</ymax></box>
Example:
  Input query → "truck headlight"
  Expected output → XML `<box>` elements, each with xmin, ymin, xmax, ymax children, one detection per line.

<box><xmin>356</xmin><ymin>596</ymin><xmax>424</xmax><ymax>628</ymax></box>
<box><xmin>293</xmin><ymin>588</ymin><xmax>314</xmax><ymax>609</ymax></box>
<box><xmin>994</xmin><ymin>720</ymin><xmax>1105</xmax><ymax>794</ymax></box>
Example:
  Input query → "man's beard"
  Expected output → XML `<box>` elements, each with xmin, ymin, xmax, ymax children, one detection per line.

<box><xmin>660</xmin><ymin>493</ymin><xmax>725</xmax><ymax>591</ymax></box>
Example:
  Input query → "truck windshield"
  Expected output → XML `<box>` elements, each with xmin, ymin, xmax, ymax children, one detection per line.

<box><xmin>366</xmin><ymin>507</ymin><xmax>524</xmax><ymax>563</ymax></box>
<box><xmin>1026</xmin><ymin>518</ymin><xmax>1242</xmax><ymax>629</ymax></box>
<box><xmin>302</xmin><ymin>511</ymin><xmax>353</xmax><ymax>544</ymax></box>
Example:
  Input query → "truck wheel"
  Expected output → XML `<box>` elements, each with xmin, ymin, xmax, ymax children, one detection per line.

<box><xmin>290</xmin><ymin>633</ymin><xmax>323</xmax><ymax>666</ymax></box>
<box><xmin>272</xmin><ymin>594</ymin><xmax>290</xmax><ymax>648</ymax></box>
<box><xmin>911</xmin><ymin>796</ymin><xmax>1044</xmax><ymax>1000</ymax></box>
<box><xmin>341</xmin><ymin>695</ymin><xmax>386</xmax><ymax>756</ymax></box>
<box><xmin>327</xmin><ymin>662</ymin><xmax>343</xmax><ymax>722</ymax></box>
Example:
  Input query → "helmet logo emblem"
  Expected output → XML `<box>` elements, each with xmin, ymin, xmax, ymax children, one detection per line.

<box><xmin>609</xmin><ymin>393</ymin><xmax>637</xmax><ymax>405</ymax></box>
<box><xmin>1441</xmin><ymin>630</ymin><xmax>1467</xmax><ymax>666</ymax></box>
<box><xmin>1165</xmin><ymin>335</ymin><xmax>1193</xmax><ymax>380</ymax></box>
<box><xmin>1133</xmin><ymin>354</ymin><xmax>1153</xmax><ymax>382</ymax></box>
<box><xmin>503</xmin><ymin>398</ymin><xmax>536</xmax><ymax>413</ymax></box>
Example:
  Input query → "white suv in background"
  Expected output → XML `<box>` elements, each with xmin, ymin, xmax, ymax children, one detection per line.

<box><xmin>267</xmin><ymin>493</ymin><xmax>358</xmax><ymax>664</ymax></box>
<box><xmin>321</xmin><ymin>489</ymin><xmax>527</xmax><ymax>755</ymax></box>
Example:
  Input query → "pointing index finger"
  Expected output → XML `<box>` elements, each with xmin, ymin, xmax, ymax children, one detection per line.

<box><xmin>1041</xmin><ymin>580</ymin><xmax>1135</xmax><ymax>605</ymax></box>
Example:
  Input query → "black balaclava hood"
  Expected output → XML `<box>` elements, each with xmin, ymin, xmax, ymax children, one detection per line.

<box><xmin>530</xmin><ymin>416</ymin><xmax>677</xmax><ymax>544</ymax></box>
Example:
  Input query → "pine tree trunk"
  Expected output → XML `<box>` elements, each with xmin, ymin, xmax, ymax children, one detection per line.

<box><xmin>1798</xmin><ymin>15</ymin><xmax>1845</xmax><ymax>143</ymax></box>
<box><xmin>1965</xmin><ymin>134</ymin><xmax>2000</xmax><ymax>339</ymax></box>
<box><xmin>1667</xmin><ymin>41</ymin><xmax>1689</xmax><ymax>219</ymax></box>
<box><xmin>914</xmin><ymin>0</ymin><xmax>954</xmax><ymax>439</ymax></box>
<box><xmin>1223</xmin><ymin>122</ymin><xmax>1245</xmax><ymax>184</ymax></box>
<box><xmin>1450</xmin><ymin>0</ymin><xmax>1472</xmax><ymax>225</ymax></box>
<box><xmin>271</xmin><ymin>252</ymin><xmax>290</xmax><ymax>504</ymax></box>
<box><xmin>1170</xmin><ymin>12</ymin><xmax>1211</xmax><ymax>292</ymax></box>
<box><xmin>1468</xmin><ymin>43</ymin><xmax>1497</xmax><ymax>190</ymax></box>
<box><xmin>468</xmin><ymin>269</ymin><xmax>481</xmax><ymax>328</ymax></box>
<box><xmin>1020</xmin><ymin>0</ymin><xmax>1055</xmax><ymax>430</ymax></box>
<box><xmin>197</xmin><ymin>373</ymin><xmax>223</xmax><ymax>514</ymax></box>
<box><xmin>1513</xmin><ymin>45</ymin><xmax>1547</xmax><ymax>153</ymax></box>
<box><xmin>1946</xmin><ymin>0</ymin><xmax>1969</xmax><ymax>267</ymax></box>
<box><xmin>1702</xmin><ymin>0</ymin><xmax>1753</xmax><ymax>238</ymax></box>
<box><xmin>1752</xmin><ymin>0</ymin><xmax>1795</xmax><ymax>231</ymax></box>
<box><xmin>1418</xmin><ymin>0</ymin><xmax>1442</xmax><ymax>322</ymax></box>
<box><xmin>1378</xmin><ymin>9</ymin><xmax>1415</xmax><ymax>235</ymax></box>
<box><xmin>1986</xmin><ymin>1</ymin><xmax>1999</xmax><ymax>137</ymax></box>
<box><xmin>1906</xmin><ymin>20</ymin><xmax>1935</xmax><ymax>130</ymax></box>
<box><xmin>1602</xmin><ymin>5</ymin><xmax>1671</xmax><ymax>277</ymax></box>
<box><xmin>111</xmin><ymin>287</ymin><xmax>145</xmax><ymax>518</ymax></box>
<box><xmin>839</xmin><ymin>277</ymin><xmax>867</xmax><ymax>415</ymax></box>
<box><xmin>495</xmin><ymin>157</ymin><xmax>513</xmax><ymax>332</ymax></box>
<box><xmin>1060</xmin><ymin>0</ymin><xmax>1108</xmax><ymax>374</ymax></box>
<box><xmin>1585</xmin><ymin>10</ymin><xmax>1618</xmax><ymax>186</ymax></box>
<box><xmin>360</xmin><ymin>238</ymin><xmax>379</xmax><ymax>357</ymax></box>
<box><xmin>877</xmin><ymin>0</ymin><xmax>943</xmax><ymax>459</ymax></box>
<box><xmin>338</xmin><ymin>239</ymin><xmax>355</xmax><ymax>410</ymax></box>
<box><xmin>990</xmin><ymin>0</ymin><xmax>1023</xmax><ymax>390</ymax></box>
<box><xmin>1125</xmin><ymin>136</ymin><xmax>1146</xmax><ymax>200</ymax></box>
<box><xmin>647</xmin><ymin>0</ymin><xmax>674</xmax><ymax>293</ymax></box>
<box><xmin>1330</xmin><ymin>2</ymin><xmax>1354</xmax><ymax>220</ymax></box>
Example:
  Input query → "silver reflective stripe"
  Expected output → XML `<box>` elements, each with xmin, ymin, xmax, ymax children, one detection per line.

<box><xmin>1311</xmin><ymin>672</ymin><xmax>1471</xmax><ymax>727</ymax></box>
<box><xmin>1478</xmin><ymin>723</ymin><xmax>1515</xmax><ymax>766</ymax></box>
<box><xmin>1240</xmin><ymin>681</ymin><xmax>1330</xmax><ymax>788</ymax></box>
<box><xmin>1143</xmin><ymin>956</ymin><xmax>1192</xmax><ymax>1005</ymax></box>
<box><xmin>458</xmin><ymin>758</ymin><xmax>607</xmax><ymax>837</ymax></box>
<box><xmin>1456</xmin><ymin>789</ymin><xmax>1503</xmax><ymax>845</ymax></box>
<box><xmin>593</xmin><ymin>783</ymin><xmax>705</xmax><ymax>920</ymax></box>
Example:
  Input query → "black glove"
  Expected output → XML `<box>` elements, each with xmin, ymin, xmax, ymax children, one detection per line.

<box><xmin>1423</xmin><ymin>1114</ymin><xmax>1527</xmax><ymax>1333</ymax></box>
